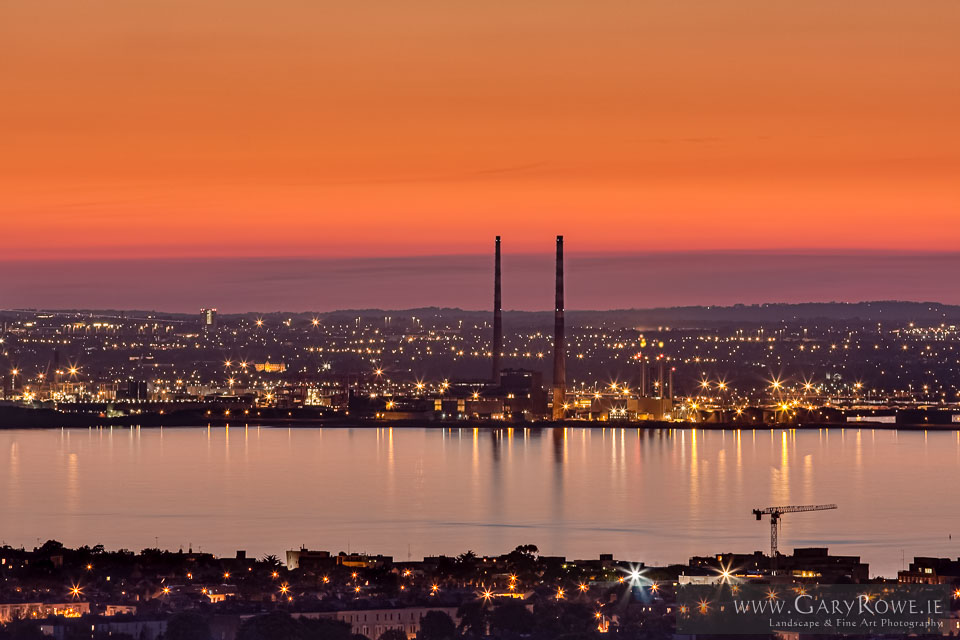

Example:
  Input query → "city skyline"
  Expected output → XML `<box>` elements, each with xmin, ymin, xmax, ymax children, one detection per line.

<box><xmin>4</xmin><ymin>2</ymin><xmax>960</xmax><ymax>637</ymax></box>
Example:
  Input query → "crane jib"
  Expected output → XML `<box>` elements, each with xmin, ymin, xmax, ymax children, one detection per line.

<box><xmin>752</xmin><ymin>504</ymin><xmax>839</xmax><ymax>560</ymax></box>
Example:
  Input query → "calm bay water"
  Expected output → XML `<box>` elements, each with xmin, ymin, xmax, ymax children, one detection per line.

<box><xmin>2</xmin><ymin>426</ymin><xmax>959</xmax><ymax>578</ymax></box>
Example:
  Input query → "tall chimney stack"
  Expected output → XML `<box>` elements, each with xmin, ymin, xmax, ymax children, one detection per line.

<box><xmin>492</xmin><ymin>236</ymin><xmax>502</xmax><ymax>384</ymax></box>
<box><xmin>552</xmin><ymin>235</ymin><xmax>566</xmax><ymax>419</ymax></box>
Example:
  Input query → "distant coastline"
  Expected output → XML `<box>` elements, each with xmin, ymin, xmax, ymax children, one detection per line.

<box><xmin>1</xmin><ymin>405</ymin><xmax>957</xmax><ymax>431</ymax></box>
<box><xmin>6</xmin><ymin>299</ymin><xmax>960</xmax><ymax>327</ymax></box>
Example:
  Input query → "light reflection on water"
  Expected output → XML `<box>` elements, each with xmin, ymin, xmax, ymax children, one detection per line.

<box><xmin>1</xmin><ymin>426</ymin><xmax>957</xmax><ymax>577</ymax></box>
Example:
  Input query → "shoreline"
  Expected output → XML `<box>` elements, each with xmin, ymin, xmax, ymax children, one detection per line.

<box><xmin>1</xmin><ymin>407</ymin><xmax>958</xmax><ymax>431</ymax></box>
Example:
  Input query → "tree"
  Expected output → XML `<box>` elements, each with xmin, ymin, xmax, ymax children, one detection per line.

<box><xmin>557</xmin><ymin>603</ymin><xmax>596</xmax><ymax>636</ymax></box>
<box><xmin>489</xmin><ymin>600</ymin><xmax>534</xmax><ymax>636</ymax></box>
<box><xmin>418</xmin><ymin>610</ymin><xmax>457</xmax><ymax>640</ymax></box>
<box><xmin>376</xmin><ymin>631</ymin><xmax>407</xmax><ymax>640</ymax></box>
<box><xmin>455</xmin><ymin>601</ymin><xmax>486</xmax><ymax>639</ymax></box>
<box><xmin>454</xmin><ymin>551</ymin><xmax>478</xmax><ymax>582</ymax></box>
<box><xmin>531</xmin><ymin>601</ymin><xmax>565</xmax><ymax>640</ymax></box>
<box><xmin>261</xmin><ymin>554</ymin><xmax>282</xmax><ymax>568</ymax></box>
<box><xmin>164</xmin><ymin>612</ymin><xmax>212</xmax><ymax>640</ymax></box>
<box><xmin>237</xmin><ymin>612</ymin><xmax>304</xmax><ymax>640</ymax></box>
<box><xmin>299</xmin><ymin>618</ymin><xmax>354</xmax><ymax>640</ymax></box>
<box><xmin>38</xmin><ymin>540</ymin><xmax>64</xmax><ymax>554</ymax></box>
<box><xmin>505</xmin><ymin>545</ymin><xmax>540</xmax><ymax>575</ymax></box>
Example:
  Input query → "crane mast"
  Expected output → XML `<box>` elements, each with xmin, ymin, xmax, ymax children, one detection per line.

<box><xmin>752</xmin><ymin>504</ymin><xmax>838</xmax><ymax>559</ymax></box>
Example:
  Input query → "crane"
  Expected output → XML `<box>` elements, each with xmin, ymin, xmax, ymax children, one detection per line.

<box><xmin>753</xmin><ymin>504</ymin><xmax>837</xmax><ymax>558</ymax></box>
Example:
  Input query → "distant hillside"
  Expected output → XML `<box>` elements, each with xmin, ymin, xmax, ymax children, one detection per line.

<box><xmin>312</xmin><ymin>301</ymin><xmax>960</xmax><ymax>328</ymax></box>
<box><xmin>4</xmin><ymin>301</ymin><xmax>959</xmax><ymax>329</ymax></box>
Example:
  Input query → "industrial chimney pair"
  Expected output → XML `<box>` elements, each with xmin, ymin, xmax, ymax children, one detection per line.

<box><xmin>492</xmin><ymin>236</ymin><xmax>565</xmax><ymax>420</ymax></box>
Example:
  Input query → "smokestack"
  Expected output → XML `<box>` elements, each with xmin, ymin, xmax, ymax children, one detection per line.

<box><xmin>552</xmin><ymin>235</ymin><xmax>566</xmax><ymax>419</ymax></box>
<box><xmin>492</xmin><ymin>236</ymin><xmax>502</xmax><ymax>384</ymax></box>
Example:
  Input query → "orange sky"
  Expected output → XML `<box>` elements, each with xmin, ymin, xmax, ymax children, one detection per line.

<box><xmin>2</xmin><ymin>0</ymin><xmax>959</xmax><ymax>260</ymax></box>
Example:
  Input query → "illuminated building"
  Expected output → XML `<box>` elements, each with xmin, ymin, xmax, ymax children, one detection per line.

<box><xmin>201</xmin><ymin>308</ymin><xmax>217</xmax><ymax>330</ymax></box>
<box><xmin>298</xmin><ymin>607</ymin><xmax>461</xmax><ymax>640</ymax></box>
<box><xmin>898</xmin><ymin>557</ymin><xmax>960</xmax><ymax>585</ymax></box>
<box><xmin>254</xmin><ymin>362</ymin><xmax>286</xmax><ymax>373</ymax></box>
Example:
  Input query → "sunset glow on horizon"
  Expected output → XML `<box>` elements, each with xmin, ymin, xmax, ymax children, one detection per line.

<box><xmin>3</xmin><ymin>0</ymin><xmax>959</xmax><ymax>260</ymax></box>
